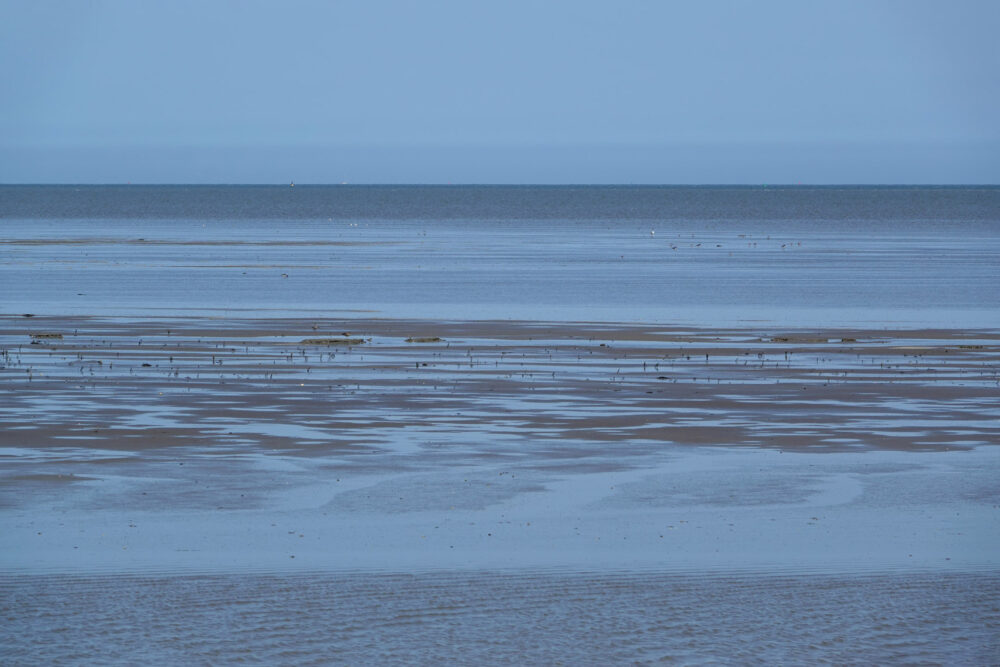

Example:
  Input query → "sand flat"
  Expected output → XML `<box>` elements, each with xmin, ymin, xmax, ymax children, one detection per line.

<box><xmin>1</xmin><ymin>314</ymin><xmax>998</xmax><ymax>577</ymax></box>
<box><xmin>2</xmin><ymin>186</ymin><xmax>999</xmax><ymax>662</ymax></box>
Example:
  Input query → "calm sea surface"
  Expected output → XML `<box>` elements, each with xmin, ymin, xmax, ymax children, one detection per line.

<box><xmin>2</xmin><ymin>185</ymin><xmax>998</xmax><ymax>327</ymax></box>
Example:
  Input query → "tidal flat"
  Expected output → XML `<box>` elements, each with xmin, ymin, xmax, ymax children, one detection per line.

<box><xmin>2</xmin><ymin>186</ymin><xmax>999</xmax><ymax>663</ymax></box>
<box><xmin>2</xmin><ymin>315</ymin><xmax>998</xmax><ymax>572</ymax></box>
<box><xmin>3</xmin><ymin>315</ymin><xmax>999</xmax><ymax>662</ymax></box>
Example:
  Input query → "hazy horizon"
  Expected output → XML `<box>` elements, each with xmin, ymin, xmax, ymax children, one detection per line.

<box><xmin>4</xmin><ymin>141</ymin><xmax>999</xmax><ymax>185</ymax></box>
<box><xmin>2</xmin><ymin>1</ymin><xmax>999</xmax><ymax>183</ymax></box>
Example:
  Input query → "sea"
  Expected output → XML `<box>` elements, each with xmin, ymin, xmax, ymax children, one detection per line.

<box><xmin>2</xmin><ymin>185</ymin><xmax>999</xmax><ymax>327</ymax></box>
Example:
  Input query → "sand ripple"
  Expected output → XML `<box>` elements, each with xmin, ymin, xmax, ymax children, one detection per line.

<box><xmin>2</xmin><ymin>570</ymin><xmax>997</xmax><ymax>665</ymax></box>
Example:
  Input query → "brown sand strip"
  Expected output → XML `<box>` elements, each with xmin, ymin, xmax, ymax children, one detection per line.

<box><xmin>2</xmin><ymin>315</ymin><xmax>998</xmax><ymax>460</ymax></box>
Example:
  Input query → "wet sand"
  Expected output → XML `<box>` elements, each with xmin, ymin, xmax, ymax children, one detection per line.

<box><xmin>2</xmin><ymin>323</ymin><xmax>1000</xmax><ymax>661</ymax></box>
<box><xmin>1</xmin><ymin>314</ymin><xmax>998</xmax><ymax>576</ymax></box>
<box><xmin>3</xmin><ymin>571</ymin><xmax>997</xmax><ymax>664</ymax></box>
<box><xmin>3</xmin><ymin>315</ymin><xmax>998</xmax><ymax>457</ymax></box>
<box><xmin>4</xmin><ymin>187</ymin><xmax>999</xmax><ymax>662</ymax></box>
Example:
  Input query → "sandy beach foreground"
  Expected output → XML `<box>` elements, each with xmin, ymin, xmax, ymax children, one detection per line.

<box><xmin>2</xmin><ymin>314</ymin><xmax>998</xmax><ymax>568</ymax></box>
<box><xmin>2</xmin><ymin>314</ymin><xmax>999</xmax><ymax>662</ymax></box>
<box><xmin>2</xmin><ymin>570</ymin><xmax>996</xmax><ymax>664</ymax></box>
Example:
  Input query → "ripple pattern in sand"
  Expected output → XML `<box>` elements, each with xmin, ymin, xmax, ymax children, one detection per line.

<box><xmin>2</xmin><ymin>570</ymin><xmax>998</xmax><ymax>665</ymax></box>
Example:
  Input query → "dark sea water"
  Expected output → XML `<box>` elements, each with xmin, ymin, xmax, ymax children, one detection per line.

<box><xmin>2</xmin><ymin>185</ymin><xmax>999</xmax><ymax>326</ymax></box>
<box><xmin>5</xmin><ymin>184</ymin><xmax>999</xmax><ymax>220</ymax></box>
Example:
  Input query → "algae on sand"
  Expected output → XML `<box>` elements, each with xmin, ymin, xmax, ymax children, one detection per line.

<box><xmin>300</xmin><ymin>337</ymin><xmax>367</xmax><ymax>346</ymax></box>
<box><xmin>29</xmin><ymin>332</ymin><xmax>63</xmax><ymax>343</ymax></box>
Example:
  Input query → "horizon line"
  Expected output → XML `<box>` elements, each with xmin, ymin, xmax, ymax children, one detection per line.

<box><xmin>3</xmin><ymin>183</ymin><xmax>999</xmax><ymax>188</ymax></box>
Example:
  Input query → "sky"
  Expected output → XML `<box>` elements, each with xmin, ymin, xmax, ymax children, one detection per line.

<box><xmin>1</xmin><ymin>0</ymin><xmax>998</xmax><ymax>183</ymax></box>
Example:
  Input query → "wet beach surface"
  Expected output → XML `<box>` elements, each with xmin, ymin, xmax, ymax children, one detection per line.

<box><xmin>2</xmin><ymin>186</ymin><xmax>999</xmax><ymax>663</ymax></box>
<box><xmin>3</xmin><ymin>571</ymin><xmax>998</xmax><ymax>665</ymax></box>
<box><xmin>3</xmin><ymin>316</ymin><xmax>999</xmax><ymax>662</ymax></box>
<box><xmin>3</xmin><ymin>316</ymin><xmax>1000</xmax><ymax>464</ymax></box>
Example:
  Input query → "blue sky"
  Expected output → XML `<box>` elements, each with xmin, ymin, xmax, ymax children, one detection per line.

<box><xmin>1</xmin><ymin>0</ymin><xmax>998</xmax><ymax>183</ymax></box>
